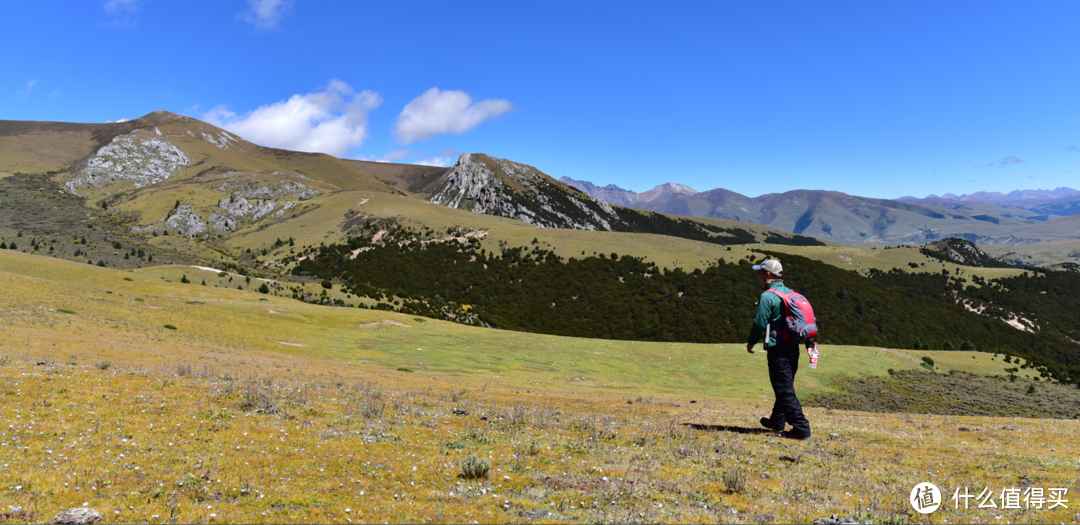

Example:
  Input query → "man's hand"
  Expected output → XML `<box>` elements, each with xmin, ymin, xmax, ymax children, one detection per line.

<box><xmin>746</xmin><ymin>343</ymin><xmax>755</xmax><ymax>354</ymax></box>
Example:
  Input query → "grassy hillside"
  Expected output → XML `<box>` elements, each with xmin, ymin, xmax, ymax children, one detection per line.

<box><xmin>981</xmin><ymin>238</ymin><xmax>1080</xmax><ymax>269</ymax></box>
<box><xmin>754</xmin><ymin>243</ymin><xmax>1028</xmax><ymax>282</ymax></box>
<box><xmin>2</xmin><ymin>248</ymin><xmax>1076</xmax><ymax>525</ymax></box>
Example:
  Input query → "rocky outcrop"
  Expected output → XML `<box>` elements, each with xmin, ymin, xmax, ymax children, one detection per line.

<box><xmin>202</xmin><ymin>131</ymin><xmax>239</xmax><ymax>150</ymax></box>
<box><xmin>251</xmin><ymin>200</ymin><xmax>279</xmax><ymax>221</ymax></box>
<box><xmin>208</xmin><ymin>210</ymin><xmax>237</xmax><ymax>232</ymax></box>
<box><xmin>213</xmin><ymin>177</ymin><xmax>317</xmax><ymax>200</ymax></box>
<box><xmin>428</xmin><ymin>153</ymin><xmax>621</xmax><ymax>231</ymax></box>
<box><xmin>218</xmin><ymin>195</ymin><xmax>254</xmax><ymax>217</ymax></box>
<box><xmin>921</xmin><ymin>237</ymin><xmax>1015</xmax><ymax>268</ymax></box>
<box><xmin>65</xmin><ymin>134</ymin><xmax>189</xmax><ymax>195</ymax></box>
<box><xmin>165</xmin><ymin>204</ymin><xmax>208</xmax><ymax>238</ymax></box>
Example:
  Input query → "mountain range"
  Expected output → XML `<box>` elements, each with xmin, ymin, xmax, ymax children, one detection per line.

<box><xmin>2</xmin><ymin>109</ymin><xmax>1078</xmax><ymax>253</ymax></box>
<box><xmin>900</xmin><ymin>187</ymin><xmax>1079</xmax><ymax>204</ymax></box>
<box><xmin>560</xmin><ymin>177</ymin><xmax>1080</xmax><ymax>245</ymax></box>
<box><xmin>0</xmin><ymin>111</ymin><xmax>821</xmax><ymax>267</ymax></box>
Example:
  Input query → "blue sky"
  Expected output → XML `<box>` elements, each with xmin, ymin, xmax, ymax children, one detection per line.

<box><xmin>3</xmin><ymin>1</ymin><xmax>1079</xmax><ymax>199</ymax></box>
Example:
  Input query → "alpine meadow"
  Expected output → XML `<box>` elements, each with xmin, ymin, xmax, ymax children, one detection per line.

<box><xmin>3</xmin><ymin>3</ymin><xmax>1080</xmax><ymax>524</ymax></box>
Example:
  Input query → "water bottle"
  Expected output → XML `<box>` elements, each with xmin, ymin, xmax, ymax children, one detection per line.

<box><xmin>807</xmin><ymin>342</ymin><xmax>819</xmax><ymax>369</ymax></box>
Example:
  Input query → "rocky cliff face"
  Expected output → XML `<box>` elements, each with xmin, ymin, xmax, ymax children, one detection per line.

<box><xmin>428</xmin><ymin>153</ymin><xmax>621</xmax><ymax>231</ymax></box>
<box><xmin>921</xmin><ymin>238</ymin><xmax>1015</xmax><ymax>268</ymax></box>
<box><xmin>64</xmin><ymin>133</ymin><xmax>189</xmax><ymax>195</ymax></box>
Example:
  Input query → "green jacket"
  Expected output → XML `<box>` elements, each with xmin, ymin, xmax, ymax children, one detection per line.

<box><xmin>747</xmin><ymin>281</ymin><xmax>792</xmax><ymax>349</ymax></box>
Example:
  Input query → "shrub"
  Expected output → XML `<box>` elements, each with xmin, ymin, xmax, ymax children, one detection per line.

<box><xmin>258</xmin><ymin>283</ymin><xmax>270</xmax><ymax>294</ymax></box>
<box><xmin>95</xmin><ymin>360</ymin><xmax>111</xmax><ymax>370</ymax></box>
<box><xmin>397</xmin><ymin>367</ymin><xmax>414</xmax><ymax>373</ymax></box>
<box><xmin>922</xmin><ymin>356</ymin><xmax>935</xmax><ymax>367</ymax></box>
<box><xmin>321</xmin><ymin>280</ymin><xmax>333</xmax><ymax>289</ymax></box>
<box><xmin>57</xmin><ymin>308</ymin><xmax>77</xmax><ymax>315</ymax></box>
<box><xmin>163</xmin><ymin>324</ymin><xmax>177</xmax><ymax>330</ymax></box>
<box><xmin>217</xmin><ymin>271</ymin><xmax>228</xmax><ymax>277</ymax></box>
<box><xmin>1027</xmin><ymin>383</ymin><xmax>1036</xmax><ymax>394</ymax></box>
<box><xmin>460</xmin><ymin>454</ymin><xmax>490</xmax><ymax>479</ymax></box>
<box><xmin>722</xmin><ymin>470</ymin><xmax>747</xmax><ymax>494</ymax></box>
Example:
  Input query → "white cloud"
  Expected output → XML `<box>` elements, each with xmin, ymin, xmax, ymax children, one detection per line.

<box><xmin>394</xmin><ymin>87</ymin><xmax>512</xmax><ymax>144</ymax></box>
<box><xmin>103</xmin><ymin>0</ymin><xmax>139</xmax><ymax>27</ymax></box>
<box><xmin>414</xmin><ymin>156</ymin><xmax>453</xmax><ymax>167</ymax></box>
<box><xmin>239</xmin><ymin>0</ymin><xmax>293</xmax><ymax>30</ymax></box>
<box><xmin>17</xmin><ymin>79</ymin><xmax>38</xmax><ymax>97</ymax></box>
<box><xmin>204</xmin><ymin>79</ymin><xmax>382</xmax><ymax>157</ymax></box>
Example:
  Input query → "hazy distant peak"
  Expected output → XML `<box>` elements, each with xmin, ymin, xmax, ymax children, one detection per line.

<box><xmin>559</xmin><ymin>176</ymin><xmax>637</xmax><ymax>207</ymax></box>
<box><xmin>652</xmin><ymin>182</ymin><xmax>698</xmax><ymax>194</ymax></box>
<box><xmin>906</xmin><ymin>187</ymin><xmax>1080</xmax><ymax>204</ymax></box>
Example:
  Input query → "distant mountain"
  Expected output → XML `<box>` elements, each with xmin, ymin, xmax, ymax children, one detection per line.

<box><xmin>558</xmin><ymin>177</ymin><xmax>637</xmax><ymax>207</ymax></box>
<box><xmin>899</xmin><ymin>187</ymin><xmax>1080</xmax><ymax>204</ymax></box>
<box><xmin>566</xmin><ymin>177</ymin><xmax>1080</xmax><ymax>244</ymax></box>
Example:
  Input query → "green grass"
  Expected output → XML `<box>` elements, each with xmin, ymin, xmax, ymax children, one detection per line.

<box><xmin>754</xmin><ymin>243</ymin><xmax>1028</xmax><ymax>283</ymax></box>
<box><xmin>0</xmin><ymin>247</ymin><xmax>1035</xmax><ymax>403</ymax></box>
<box><xmin>1</xmin><ymin>235</ymin><xmax>1075</xmax><ymax>525</ymax></box>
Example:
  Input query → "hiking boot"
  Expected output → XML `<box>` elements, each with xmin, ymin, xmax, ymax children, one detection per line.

<box><xmin>760</xmin><ymin>417</ymin><xmax>782</xmax><ymax>432</ymax></box>
<box><xmin>780</xmin><ymin>430</ymin><xmax>812</xmax><ymax>441</ymax></box>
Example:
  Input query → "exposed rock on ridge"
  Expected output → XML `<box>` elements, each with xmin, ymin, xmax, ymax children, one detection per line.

<box><xmin>921</xmin><ymin>237</ymin><xmax>1015</xmax><ymax>268</ymax></box>
<box><xmin>428</xmin><ymin>153</ymin><xmax>621</xmax><ymax>231</ymax></box>
<box><xmin>64</xmin><ymin>134</ymin><xmax>189</xmax><ymax>195</ymax></box>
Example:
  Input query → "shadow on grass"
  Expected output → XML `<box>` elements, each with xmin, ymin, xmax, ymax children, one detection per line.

<box><xmin>682</xmin><ymin>423</ymin><xmax>773</xmax><ymax>435</ymax></box>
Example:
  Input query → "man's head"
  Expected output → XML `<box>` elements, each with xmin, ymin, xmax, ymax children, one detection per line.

<box><xmin>752</xmin><ymin>258</ymin><xmax>783</xmax><ymax>287</ymax></box>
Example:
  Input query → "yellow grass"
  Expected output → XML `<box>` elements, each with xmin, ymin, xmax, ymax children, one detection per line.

<box><xmin>0</xmin><ymin>249</ymin><xmax>1073</xmax><ymax>524</ymax></box>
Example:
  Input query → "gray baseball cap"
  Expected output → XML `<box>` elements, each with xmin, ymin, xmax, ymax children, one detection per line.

<box><xmin>752</xmin><ymin>258</ymin><xmax>782</xmax><ymax>276</ymax></box>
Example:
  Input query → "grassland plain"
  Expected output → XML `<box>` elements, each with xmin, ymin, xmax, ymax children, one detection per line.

<box><xmin>3</xmin><ymin>247</ymin><xmax>1078</xmax><ymax>524</ymax></box>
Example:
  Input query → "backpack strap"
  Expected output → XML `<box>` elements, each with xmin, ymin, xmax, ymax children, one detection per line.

<box><xmin>765</xmin><ymin>288</ymin><xmax>793</xmax><ymax>342</ymax></box>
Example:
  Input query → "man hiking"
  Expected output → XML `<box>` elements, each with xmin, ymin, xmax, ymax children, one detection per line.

<box><xmin>746</xmin><ymin>257</ymin><xmax>813</xmax><ymax>441</ymax></box>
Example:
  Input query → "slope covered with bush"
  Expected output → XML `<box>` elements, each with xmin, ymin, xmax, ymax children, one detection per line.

<box><xmin>291</xmin><ymin>228</ymin><xmax>1080</xmax><ymax>383</ymax></box>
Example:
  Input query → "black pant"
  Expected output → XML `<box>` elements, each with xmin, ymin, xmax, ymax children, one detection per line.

<box><xmin>767</xmin><ymin>343</ymin><xmax>811</xmax><ymax>437</ymax></box>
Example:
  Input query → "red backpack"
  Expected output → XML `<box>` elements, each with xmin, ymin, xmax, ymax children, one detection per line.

<box><xmin>766</xmin><ymin>288</ymin><xmax>818</xmax><ymax>343</ymax></box>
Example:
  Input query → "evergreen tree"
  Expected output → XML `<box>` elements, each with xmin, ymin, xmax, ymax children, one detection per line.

<box><xmin>960</xmin><ymin>340</ymin><xmax>976</xmax><ymax>351</ymax></box>
<box><xmin>180</xmin><ymin>274</ymin><xmax>190</xmax><ymax>284</ymax></box>
<box><xmin>942</xmin><ymin>340</ymin><xmax>955</xmax><ymax>351</ymax></box>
